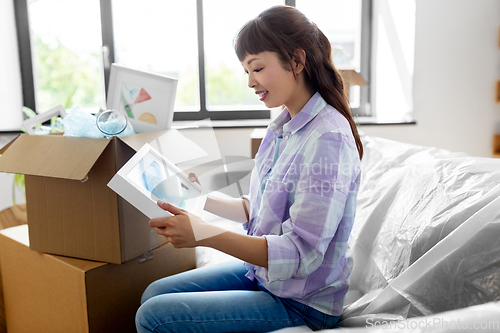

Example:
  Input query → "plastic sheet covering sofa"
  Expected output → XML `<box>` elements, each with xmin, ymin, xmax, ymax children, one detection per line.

<box><xmin>197</xmin><ymin>134</ymin><xmax>500</xmax><ymax>332</ymax></box>
<box><xmin>269</xmin><ymin>134</ymin><xmax>500</xmax><ymax>332</ymax></box>
<box><xmin>339</xmin><ymin>134</ymin><xmax>500</xmax><ymax>328</ymax></box>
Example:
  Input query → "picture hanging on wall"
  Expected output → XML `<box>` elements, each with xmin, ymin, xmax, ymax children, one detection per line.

<box><xmin>107</xmin><ymin>64</ymin><xmax>178</xmax><ymax>133</ymax></box>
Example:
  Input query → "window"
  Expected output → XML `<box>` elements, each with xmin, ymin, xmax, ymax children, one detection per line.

<box><xmin>111</xmin><ymin>0</ymin><xmax>200</xmax><ymax>112</ymax></box>
<box><xmin>203</xmin><ymin>0</ymin><xmax>282</xmax><ymax>112</ymax></box>
<box><xmin>16</xmin><ymin>0</ymin><xmax>371</xmax><ymax>124</ymax></box>
<box><xmin>27</xmin><ymin>0</ymin><xmax>105</xmax><ymax>112</ymax></box>
<box><xmin>1</xmin><ymin>0</ymin><xmax>23</xmax><ymax>131</ymax></box>
<box><xmin>296</xmin><ymin>0</ymin><xmax>370</xmax><ymax>114</ymax></box>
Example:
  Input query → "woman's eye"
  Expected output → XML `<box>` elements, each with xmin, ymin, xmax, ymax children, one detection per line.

<box><xmin>254</xmin><ymin>68</ymin><xmax>263</xmax><ymax>73</ymax></box>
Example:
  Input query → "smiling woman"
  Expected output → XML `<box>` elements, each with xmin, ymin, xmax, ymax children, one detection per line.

<box><xmin>136</xmin><ymin>5</ymin><xmax>362</xmax><ymax>333</ymax></box>
<box><xmin>241</xmin><ymin>51</ymin><xmax>315</xmax><ymax>117</ymax></box>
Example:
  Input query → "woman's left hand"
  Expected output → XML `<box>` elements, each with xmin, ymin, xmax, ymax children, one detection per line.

<box><xmin>149</xmin><ymin>200</ymin><xmax>198</xmax><ymax>248</ymax></box>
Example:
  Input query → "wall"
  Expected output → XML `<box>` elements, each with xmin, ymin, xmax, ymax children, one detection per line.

<box><xmin>360</xmin><ymin>0</ymin><xmax>500</xmax><ymax>157</ymax></box>
<box><xmin>0</xmin><ymin>0</ymin><xmax>23</xmax><ymax>131</ymax></box>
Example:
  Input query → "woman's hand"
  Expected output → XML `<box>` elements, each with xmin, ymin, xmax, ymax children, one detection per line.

<box><xmin>151</xmin><ymin>201</ymin><xmax>268</xmax><ymax>267</ymax></box>
<box><xmin>150</xmin><ymin>201</ymin><xmax>199</xmax><ymax>248</ymax></box>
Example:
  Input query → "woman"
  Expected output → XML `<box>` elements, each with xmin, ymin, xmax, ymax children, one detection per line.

<box><xmin>136</xmin><ymin>5</ymin><xmax>362</xmax><ymax>332</ymax></box>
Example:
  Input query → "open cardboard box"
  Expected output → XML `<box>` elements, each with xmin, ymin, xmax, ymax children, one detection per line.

<box><xmin>0</xmin><ymin>224</ymin><xmax>195</xmax><ymax>333</ymax></box>
<box><xmin>0</xmin><ymin>130</ymin><xmax>206</xmax><ymax>263</ymax></box>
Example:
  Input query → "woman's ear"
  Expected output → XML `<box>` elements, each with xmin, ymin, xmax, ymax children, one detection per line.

<box><xmin>292</xmin><ymin>49</ymin><xmax>306</xmax><ymax>75</ymax></box>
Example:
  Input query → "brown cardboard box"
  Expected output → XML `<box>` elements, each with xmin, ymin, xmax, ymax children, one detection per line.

<box><xmin>0</xmin><ymin>205</ymin><xmax>28</xmax><ymax>333</ymax></box>
<box><xmin>0</xmin><ymin>224</ymin><xmax>196</xmax><ymax>333</ymax></box>
<box><xmin>0</xmin><ymin>130</ymin><xmax>203</xmax><ymax>263</ymax></box>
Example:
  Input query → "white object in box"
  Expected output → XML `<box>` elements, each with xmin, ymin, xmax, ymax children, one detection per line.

<box><xmin>108</xmin><ymin>143</ymin><xmax>202</xmax><ymax>219</ymax></box>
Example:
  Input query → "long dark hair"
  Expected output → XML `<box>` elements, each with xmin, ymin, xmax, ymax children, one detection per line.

<box><xmin>234</xmin><ymin>5</ymin><xmax>363</xmax><ymax>160</ymax></box>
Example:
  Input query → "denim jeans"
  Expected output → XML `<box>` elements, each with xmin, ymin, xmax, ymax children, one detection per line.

<box><xmin>136</xmin><ymin>260</ymin><xmax>340</xmax><ymax>333</ymax></box>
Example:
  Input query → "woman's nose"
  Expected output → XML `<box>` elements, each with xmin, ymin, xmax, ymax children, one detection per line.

<box><xmin>247</xmin><ymin>73</ymin><xmax>256</xmax><ymax>88</ymax></box>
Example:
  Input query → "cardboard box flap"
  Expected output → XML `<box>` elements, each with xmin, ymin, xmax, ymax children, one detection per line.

<box><xmin>0</xmin><ymin>134</ymin><xmax>20</xmax><ymax>155</ymax></box>
<box><xmin>118</xmin><ymin>129</ymin><xmax>207</xmax><ymax>165</ymax></box>
<box><xmin>0</xmin><ymin>135</ymin><xmax>111</xmax><ymax>180</ymax></box>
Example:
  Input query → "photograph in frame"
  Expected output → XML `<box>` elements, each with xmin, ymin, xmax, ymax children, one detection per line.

<box><xmin>107</xmin><ymin>143</ymin><xmax>203</xmax><ymax>219</ymax></box>
<box><xmin>107</xmin><ymin>64</ymin><xmax>178</xmax><ymax>133</ymax></box>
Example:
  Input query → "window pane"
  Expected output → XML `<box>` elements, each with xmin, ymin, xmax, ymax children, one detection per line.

<box><xmin>296</xmin><ymin>0</ymin><xmax>362</xmax><ymax>107</ymax></box>
<box><xmin>28</xmin><ymin>0</ymin><xmax>105</xmax><ymax>112</ymax></box>
<box><xmin>112</xmin><ymin>0</ymin><xmax>199</xmax><ymax>112</ymax></box>
<box><xmin>203</xmin><ymin>0</ymin><xmax>282</xmax><ymax>111</ymax></box>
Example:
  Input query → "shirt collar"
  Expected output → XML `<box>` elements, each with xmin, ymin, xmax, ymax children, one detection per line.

<box><xmin>268</xmin><ymin>92</ymin><xmax>326</xmax><ymax>138</ymax></box>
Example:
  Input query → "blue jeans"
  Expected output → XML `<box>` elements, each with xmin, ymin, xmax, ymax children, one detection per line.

<box><xmin>136</xmin><ymin>261</ymin><xmax>340</xmax><ymax>333</ymax></box>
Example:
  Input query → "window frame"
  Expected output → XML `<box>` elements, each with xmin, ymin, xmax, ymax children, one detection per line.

<box><xmin>15</xmin><ymin>0</ymin><xmax>371</xmax><ymax>121</ymax></box>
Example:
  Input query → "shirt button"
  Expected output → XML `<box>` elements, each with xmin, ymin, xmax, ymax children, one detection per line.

<box><xmin>284</xmin><ymin>135</ymin><xmax>289</xmax><ymax>140</ymax></box>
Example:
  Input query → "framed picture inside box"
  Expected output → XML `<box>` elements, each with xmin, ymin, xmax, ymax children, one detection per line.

<box><xmin>107</xmin><ymin>143</ymin><xmax>202</xmax><ymax>219</ymax></box>
<box><xmin>107</xmin><ymin>64</ymin><xmax>178</xmax><ymax>133</ymax></box>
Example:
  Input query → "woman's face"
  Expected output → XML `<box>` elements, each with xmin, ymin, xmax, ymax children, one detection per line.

<box><xmin>241</xmin><ymin>51</ymin><xmax>298</xmax><ymax>111</ymax></box>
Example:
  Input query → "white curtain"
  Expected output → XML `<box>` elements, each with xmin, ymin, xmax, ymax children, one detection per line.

<box><xmin>0</xmin><ymin>0</ymin><xmax>23</xmax><ymax>131</ymax></box>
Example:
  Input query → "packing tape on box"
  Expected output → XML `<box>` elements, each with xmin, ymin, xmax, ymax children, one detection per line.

<box><xmin>139</xmin><ymin>250</ymin><xmax>154</xmax><ymax>263</ymax></box>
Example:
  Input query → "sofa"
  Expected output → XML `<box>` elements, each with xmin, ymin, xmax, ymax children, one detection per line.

<box><xmin>199</xmin><ymin>133</ymin><xmax>500</xmax><ymax>332</ymax></box>
<box><xmin>335</xmin><ymin>133</ymin><xmax>500</xmax><ymax>331</ymax></box>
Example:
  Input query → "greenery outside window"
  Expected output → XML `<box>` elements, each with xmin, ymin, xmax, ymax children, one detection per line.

<box><xmin>15</xmin><ymin>0</ymin><xmax>371</xmax><ymax>124</ymax></box>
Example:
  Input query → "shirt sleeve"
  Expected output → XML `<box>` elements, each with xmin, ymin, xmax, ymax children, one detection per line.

<box><xmin>263</xmin><ymin>131</ymin><xmax>360</xmax><ymax>283</ymax></box>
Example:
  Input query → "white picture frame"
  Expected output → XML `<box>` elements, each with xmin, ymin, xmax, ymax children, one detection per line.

<box><xmin>107</xmin><ymin>143</ymin><xmax>202</xmax><ymax>219</ymax></box>
<box><xmin>23</xmin><ymin>105</ymin><xmax>66</xmax><ymax>135</ymax></box>
<box><xmin>107</xmin><ymin>64</ymin><xmax>178</xmax><ymax>133</ymax></box>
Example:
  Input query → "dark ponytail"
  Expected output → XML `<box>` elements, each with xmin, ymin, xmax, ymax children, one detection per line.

<box><xmin>235</xmin><ymin>5</ymin><xmax>363</xmax><ymax>160</ymax></box>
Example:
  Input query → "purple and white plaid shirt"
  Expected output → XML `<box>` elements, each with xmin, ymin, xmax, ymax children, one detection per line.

<box><xmin>245</xmin><ymin>92</ymin><xmax>361</xmax><ymax>316</ymax></box>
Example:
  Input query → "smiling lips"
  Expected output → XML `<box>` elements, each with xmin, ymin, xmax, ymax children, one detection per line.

<box><xmin>256</xmin><ymin>91</ymin><xmax>268</xmax><ymax>101</ymax></box>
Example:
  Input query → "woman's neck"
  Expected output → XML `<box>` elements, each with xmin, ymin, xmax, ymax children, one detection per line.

<box><xmin>285</xmin><ymin>77</ymin><xmax>315</xmax><ymax>118</ymax></box>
